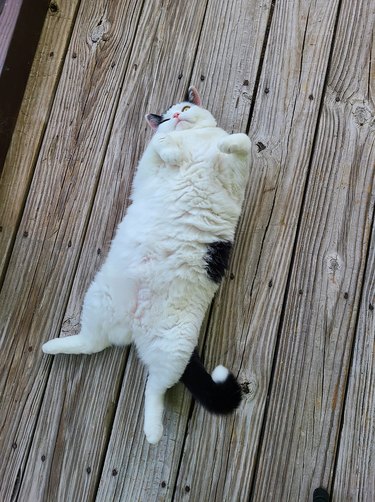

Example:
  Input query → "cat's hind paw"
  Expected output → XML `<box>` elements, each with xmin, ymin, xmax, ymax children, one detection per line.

<box><xmin>42</xmin><ymin>338</ymin><xmax>66</xmax><ymax>354</ymax></box>
<box><xmin>144</xmin><ymin>422</ymin><xmax>163</xmax><ymax>445</ymax></box>
<box><xmin>218</xmin><ymin>133</ymin><xmax>251</xmax><ymax>156</ymax></box>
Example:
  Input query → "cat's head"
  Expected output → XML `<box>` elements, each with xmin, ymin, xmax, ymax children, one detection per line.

<box><xmin>145</xmin><ymin>86</ymin><xmax>216</xmax><ymax>133</ymax></box>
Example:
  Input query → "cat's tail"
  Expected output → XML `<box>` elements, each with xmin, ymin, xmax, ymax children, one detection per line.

<box><xmin>180</xmin><ymin>348</ymin><xmax>242</xmax><ymax>414</ymax></box>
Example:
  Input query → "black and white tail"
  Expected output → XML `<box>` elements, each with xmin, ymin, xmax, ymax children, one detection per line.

<box><xmin>180</xmin><ymin>348</ymin><xmax>242</xmax><ymax>413</ymax></box>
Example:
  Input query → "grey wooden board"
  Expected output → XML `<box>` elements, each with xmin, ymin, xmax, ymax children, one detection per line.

<box><xmin>250</xmin><ymin>0</ymin><xmax>375</xmax><ymax>498</ymax></box>
<box><xmin>331</xmin><ymin>6</ymin><xmax>375</xmax><ymax>499</ymax></box>
<box><xmin>333</xmin><ymin>215</ymin><xmax>375</xmax><ymax>501</ymax></box>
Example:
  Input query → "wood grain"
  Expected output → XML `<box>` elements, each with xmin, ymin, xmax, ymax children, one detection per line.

<box><xmin>175</xmin><ymin>0</ymin><xmax>344</xmax><ymax>500</ymax></box>
<box><xmin>0</xmin><ymin>0</ymin><xmax>145</xmax><ymax>498</ymax></box>
<box><xmin>251</xmin><ymin>0</ymin><xmax>375</xmax><ymax>499</ymax></box>
<box><xmin>0</xmin><ymin>0</ymin><xmax>81</xmax><ymax>284</ymax></box>
<box><xmin>333</xmin><ymin>219</ymin><xmax>375</xmax><ymax>501</ymax></box>
<box><xmin>332</xmin><ymin>14</ymin><xmax>375</xmax><ymax>499</ymax></box>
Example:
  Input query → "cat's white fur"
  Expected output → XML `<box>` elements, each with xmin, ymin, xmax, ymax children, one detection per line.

<box><xmin>42</xmin><ymin>87</ymin><xmax>251</xmax><ymax>444</ymax></box>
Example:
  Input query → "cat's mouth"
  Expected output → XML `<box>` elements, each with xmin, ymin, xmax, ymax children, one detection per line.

<box><xmin>159</xmin><ymin>117</ymin><xmax>191</xmax><ymax>129</ymax></box>
<box><xmin>175</xmin><ymin>118</ymin><xmax>191</xmax><ymax>128</ymax></box>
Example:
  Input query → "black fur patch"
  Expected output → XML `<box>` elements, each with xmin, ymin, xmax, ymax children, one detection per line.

<box><xmin>204</xmin><ymin>241</ymin><xmax>232</xmax><ymax>283</ymax></box>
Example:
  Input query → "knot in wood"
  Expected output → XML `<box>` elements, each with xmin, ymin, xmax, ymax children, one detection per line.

<box><xmin>90</xmin><ymin>20</ymin><xmax>110</xmax><ymax>44</ymax></box>
<box><xmin>49</xmin><ymin>2</ymin><xmax>59</xmax><ymax>14</ymax></box>
<box><xmin>328</xmin><ymin>256</ymin><xmax>340</xmax><ymax>273</ymax></box>
<box><xmin>326</xmin><ymin>253</ymin><xmax>343</xmax><ymax>286</ymax></box>
<box><xmin>242</xmin><ymin>377</ymin><xmax>258</xmax><ymax>400</ymax></box>
<box><xmin>352</xmin><ymin>103</ymin><xmax>373</xmax><ymax>127</ymax></box>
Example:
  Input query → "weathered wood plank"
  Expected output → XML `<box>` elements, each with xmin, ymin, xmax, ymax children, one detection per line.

<box><xmin>174</xmin><ymin>0</ymin><xmax>344</xmax><ymax>500</ymax></box>
<box><xmin>332</xmin><ymin>23</ymin><xmax>375</xmax><ymax>500</ymax></box>
<box><xmin>250</xmin><ymin>0</ymin><xmax>375</xmax><ymax>498</ymax></box>
<box><xmin>0</xmin><ymin>0</ymin><xmax>145</xmax><ymax>499</ymax></box>
<box><xmin>0</xmin><ymin>0</ymin><xmax>81</xmax><ymax>284</ymax></box>
<box><xmin>13</xmin><ymin>1</ymin><xmax>210</xmax><ymax>500</ymax></box>
<box><xmin>333</xmin><ymin>224</ymin><xmax>375</xmax><ymax>501</ymax></box>
<box><xmin>93</xmin><ymin>1</ymin><xmax>274</xmax><ymax>501</ymax></box>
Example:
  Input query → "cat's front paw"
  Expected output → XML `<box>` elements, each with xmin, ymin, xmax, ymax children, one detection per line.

<box><xmin>218</xmin><ymin>133</ymin><xmax>251</xmax><ymax>156</ymax></box>
<box><xmin>144</xmin><ymin>422</ymin><xmax>163</xmax><ymax>445</ymax></box>
<box><xmin>155</xmin><ymin>135</ymin><xmax>183</xmax><ymax>165</ymax></box>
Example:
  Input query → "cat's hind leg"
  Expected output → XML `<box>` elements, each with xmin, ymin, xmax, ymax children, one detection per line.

<box><xmin>144</xmin><ymin>374</ymin><xmax>166</xmax><ymax>444</ymax></box>
<box><xmin>42</xmin><ymin>330</ymin><xmax>110</xmax><ymax>355</ymax></box>
<box><xmin>218</xmin><ymin>133</ymin><xmax>251</xmax><ymax>156</ymax></box>
<box><xmin>143</xmin><ymin>344</ymin><xmax>194</xmax><ymax>444</ymax></box>
<box><xmin>42</xmin><ymin>279</ymin><xmax>114</xmax><ymax>355</ymax></box>
<box><xmin>43</xmin><ymin>318</ymin><xmax>132</xmax><ymax>355</ymax></box>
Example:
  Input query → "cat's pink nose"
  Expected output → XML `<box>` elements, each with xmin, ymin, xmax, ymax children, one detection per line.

<box><xmin>173</xmin><ymin>112</ymin><xmax>180</xmax><ymax>119</ymax></box>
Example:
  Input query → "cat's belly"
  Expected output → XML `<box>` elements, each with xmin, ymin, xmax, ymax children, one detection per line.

<box><xmin>128</xmin><ymin>260</ymin><xmax>215</xmax><ymax>334</ymax></box>
<box><xmin>129</xmin><ymin>274</ymin><xmax>211</xmax><ymax>369</ymax></box>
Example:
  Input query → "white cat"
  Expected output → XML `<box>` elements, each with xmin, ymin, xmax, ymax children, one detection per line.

<box><xmin>42</xmin><ymin>86</ymin><xmax>251</xmax><ymax>444</ymax></box>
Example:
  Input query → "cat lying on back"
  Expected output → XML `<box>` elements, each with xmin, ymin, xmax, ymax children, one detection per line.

<box><xmin>42</xmin><ymin>86</ymin><xmax>252</xmax><ymax>444</ymax></box>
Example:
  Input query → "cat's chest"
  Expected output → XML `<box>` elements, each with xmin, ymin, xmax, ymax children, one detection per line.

<box><xmin>170</xmin><ymin>128</ymin><xmax>225</xmax><ymax>157</ymax></box>
<box><xmin>142</xmin><ymin>152</ymin><xmax>216</xmax><ymax>203</ymax></box>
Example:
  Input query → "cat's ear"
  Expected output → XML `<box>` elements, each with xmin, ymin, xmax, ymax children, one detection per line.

<box><xmin>145</xmin><ymin>113</ymin><xmax>162</xmax><ymax>130</ymax></box>
<box><xmin>187</xmin><ymin>86</ymin><xmax>202</xmax><ymax>106</ymax></box>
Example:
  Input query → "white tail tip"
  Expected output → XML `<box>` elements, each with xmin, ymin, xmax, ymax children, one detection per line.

<box><xmin>211</xmin><ymin>365</ymin><xmax>230</xmax><ymax>383</ymax></box>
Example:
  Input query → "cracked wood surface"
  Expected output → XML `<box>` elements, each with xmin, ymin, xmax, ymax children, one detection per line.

<box><xmin>0</xmin><ymin>0</ymin><xmax>374</xmax><ymax>500</ymax></box>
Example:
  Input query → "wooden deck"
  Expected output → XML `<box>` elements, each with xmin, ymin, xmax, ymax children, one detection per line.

<box><xmin>0</xmin><ymin>0</ymin><xmax>374</xmax><ymax>500</ymax></box>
